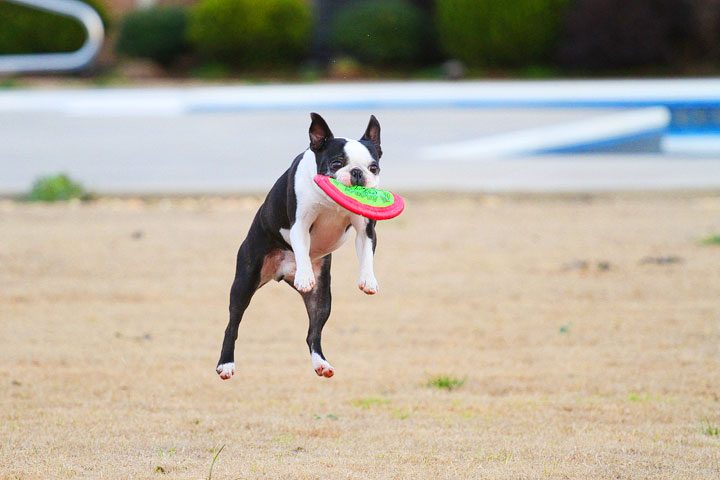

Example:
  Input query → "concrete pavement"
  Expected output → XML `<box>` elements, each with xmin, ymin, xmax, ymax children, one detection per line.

<box><xmin>2</xmin><ymin>81</ymin><xmax>719</xmax><ymax>193</ymax></box>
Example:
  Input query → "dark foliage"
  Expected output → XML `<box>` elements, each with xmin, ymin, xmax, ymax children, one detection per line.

<box><xmin>557</xmin><ymin>0</ymin><xmax>699</xmax><ymax>70</ymax></box>
<box><xmin>116</xmin><ymin>7</ymin><xmax>190</xmax><ymax>67</ymax></box>
<box><xmin>0</xmin><ymin>0</ymin><xmax>109</xmax><ymax>54</ymax></box>
<box><xmin>329</xmin><ymin>0</ymin><xmax>435</xmax><ymax>66</ymax></box>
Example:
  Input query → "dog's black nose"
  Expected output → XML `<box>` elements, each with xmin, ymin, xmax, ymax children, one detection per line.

<box><xmin>350</xmin><ymin>168</ymin><xmax>364</xmax><ymax>186</ymax></box>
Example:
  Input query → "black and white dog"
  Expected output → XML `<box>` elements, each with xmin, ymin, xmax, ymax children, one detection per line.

<box><xmin>216</xmin><ymin>113</ymin><xmax>382</xmax><ymax>380</ymax></box>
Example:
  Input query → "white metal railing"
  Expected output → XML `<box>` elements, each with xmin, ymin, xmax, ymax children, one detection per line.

<box><xmin>0</xmin><ymin>0</ymin><xmax>104</xmax><ymax>74</ymax></box>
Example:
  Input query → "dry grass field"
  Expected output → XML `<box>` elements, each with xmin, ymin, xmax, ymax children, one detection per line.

<box><xmin>1</xmin><ymin>193</ymin><xmax>720</xmax><ymax>479</ymax></box>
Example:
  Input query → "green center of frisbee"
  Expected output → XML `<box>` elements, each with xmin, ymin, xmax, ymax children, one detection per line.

<box><xmin>328</xmin><ymin>177</ymin><xmax>394</xmax><ymax>207</ymax></box>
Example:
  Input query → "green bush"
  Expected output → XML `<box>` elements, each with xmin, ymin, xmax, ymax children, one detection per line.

<box><xmin>26</xmin><ymin>174</ymin><xmax>89</xmax><ymax>202</ymax></box>
<box><xmin>329</xmin><ymin>0</ymin><xmax>433</xmax><ymax>66</ymax></box>
<box><xmin>116</xmin><ymin>7</ymin><xmax>189</xmax><ymax>66</ymax></box>
<box><xmin>435</xmin><ymin>0</ymin><xmax>569</xmax><ymax>67</ymax></box>
<box><xmin>188</xmin><ymin>0</ymin><xmax>312</xmax><ymax>67</ymax></box>
<box><xmin>0</xmin><ymin>0</ymin><xmax>109</xmax><ymax>55</ymax></box>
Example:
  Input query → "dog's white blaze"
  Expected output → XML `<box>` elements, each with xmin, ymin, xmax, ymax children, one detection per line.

<box><xmin>343</xmin><ymin>139</ymin><xmax>374</xmax><ymax>166</ymax></box>
<box><xmin>336</xmin><ymin>138</ymin><xmax>380</xmax><ymax>188</ymax></box>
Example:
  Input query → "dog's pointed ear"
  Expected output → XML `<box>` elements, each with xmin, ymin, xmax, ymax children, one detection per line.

<box><xmin>309</xmin><ymin>113</ymin><xmax>334</xmax><ymax>152</ymax></box>
<box><xmin>361</xmin><ymin>115</ymin><xmax>382</xmax><ymax>158</ymax></box>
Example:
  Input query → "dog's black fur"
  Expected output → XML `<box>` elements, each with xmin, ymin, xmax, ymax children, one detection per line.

<box><xmin>216</xmin><ymin>113</ymin><xmax>382</xmax><ymax>379</ymax></box>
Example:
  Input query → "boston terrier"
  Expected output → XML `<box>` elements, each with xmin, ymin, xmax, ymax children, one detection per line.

<box><xmin>216</xmin><ymin>113</ymin><xmax>382</xmax><ymax>380</ymax></box>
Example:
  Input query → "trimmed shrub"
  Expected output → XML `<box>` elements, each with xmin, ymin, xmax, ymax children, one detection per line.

<box><xmin>329</xmin><ymin>0</ymin><xmax>434</xmax><ymax>66</ymax></box>
<box><xmin>25</xmin><ymin>174</ymin><xmax>89</xmax><ymax>202</ymax></box>
<box><xmin>0</xmin><ymin>0</ymin><xmax>109</xmax><ymax>54</ymax></box>
<box><xmin>116</xmin><ymin>7</ymin><xmax>190</xmax><ymax>67</ymax></box>
<box><xmin>188</xmin><ymin>0</ymin><xmax>312</xmax><ymax>67</ymax></box>
<box><xmin>557</xmin><ymin>0</ymin><xmax>698</xmax><ymax>71</ymax></box>
<box><xmin>435</xmin><ymin>0</ymin><xmax>569</xmax><ymax>67</ymax></box>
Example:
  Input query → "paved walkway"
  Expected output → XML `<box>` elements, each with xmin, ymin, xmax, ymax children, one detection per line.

<box><xmin>2</xmin><ymin>81</ymin><xmax>719</xmax><ymax>193</ymax></box>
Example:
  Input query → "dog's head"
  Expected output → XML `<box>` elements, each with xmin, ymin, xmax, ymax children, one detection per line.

<box><xmin>308</xmin><ymin>113</ymin><xmax>382</xmax><ymax>188</ymax></box>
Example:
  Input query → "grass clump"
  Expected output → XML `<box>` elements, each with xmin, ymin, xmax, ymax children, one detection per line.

<box><xmin>427</xmin><ymin>376</ymin><xmax>465</xmax><ymax>391</ymax></box>
<box><xmin>703</xmin><ymin>420</ymin><xmax>720</xmax><ymax>437</ymax></box>
<box><xmin>313</xmin><ymin>413</ymin><xmax>338</xmax><ymax>420</ymax></box>
<box><xmin>392</xmin><ymin>408</ymin><xmax>411</xmax><ymax>420</ymax></box>
<box><xmin>25</xmin><ymin>173</ymin><xmax>90</xmax><ymax>202</ymax></box>
<box><xmin>351</xmin><ymin>397</ymin><xmax>389</xmax><ymax>409</ymax></box>
<box><xmin>628</xmin><ymin>392</ymin><xmax>651</xmax><ymax>402</ymax></box>
<box><xmin>701</xmin><ymin>234</ymin><xmax>720</xmax><ymax>246</ymax></box>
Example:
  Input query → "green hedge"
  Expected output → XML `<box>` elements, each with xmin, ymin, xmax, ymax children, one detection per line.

<box><xmin>0</xmin><ymin>0</ymin><xmax>109</xmax><ymax>54</ymax></box>
<box><xmin>116</xmin><ymin>7</ymin><xmax>189</xmax><ymax>66</ymax></box>
<box><xmin>435</xmin><ymin>0</ymin><xmax>569</xmax><ymax>67</ymax></box>
<box><xmin>25</xmin><ymin>174</ymin><xmax>89</xmax><ymax>202</ymax></box>
<box><xmin>188</xmin><ymin>0</ymin><xmax>312</xmax><ymax>67</ymax></box>
<box><xmin>329</xmin><ymin>0</ymin><xmax>433</xmax><ymax>66</ymax></box>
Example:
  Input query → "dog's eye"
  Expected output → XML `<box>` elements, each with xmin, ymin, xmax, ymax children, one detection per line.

<box><xmin>331</xmin><ymin>160</ymin><xmax>343</xmax><ymax>170</ymax></box>
<box><xmin>368</xmin><ymin>164</ymin><xmax>380</xmax><ymax>174</ymax></box>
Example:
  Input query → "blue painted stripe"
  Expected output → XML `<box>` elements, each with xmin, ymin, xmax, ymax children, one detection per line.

<box><xmin>534</xmin><ymin>128</ymin><xmax>667</xmax><ymax>154</ymax></box>
<box><xmin>187</xmin><ymin>98</ymin><xmax>720</xmax><ymax>114</ymax></box>
<box><xmin>668</xmin><ymin>106</ymin><xmax>720</xmax><ymax>133</ymax></box>
<box><xmin>667</xmin><ymin>127</ymin><xmax>720</xmax><ymax>135</ymax></box>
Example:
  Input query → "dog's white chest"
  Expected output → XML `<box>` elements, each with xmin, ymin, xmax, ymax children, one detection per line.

<box><xmin>308</xmin><ymin>209</ymin><xmax>351</xmax><ymax>259</ymax></box>
<box><xmin>279</xmin><ymin>207</ymin><xmax>351</xmax><ymax>260</ymax></box>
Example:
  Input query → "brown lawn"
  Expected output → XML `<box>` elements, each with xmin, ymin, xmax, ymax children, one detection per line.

<box><xmin>1</xmin><ymin>193</ymin><xmax>719</xmax><ymax>479</ymax></box>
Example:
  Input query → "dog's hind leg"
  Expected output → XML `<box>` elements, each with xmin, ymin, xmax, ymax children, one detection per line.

<box><xmin>216</xmin><ymin>241</ymin><xmax>263</xmax><ymax>380</ymax></box>
<box><xmin>296</xmin><ymin>254</ymin><xmax>334</xmax><ymax>378</ymax></box>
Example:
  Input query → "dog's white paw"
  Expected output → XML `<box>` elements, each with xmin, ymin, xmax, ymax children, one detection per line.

<box><xmin>294</xmin><ymin>269</ymin><xmax>316</xmax><ymax>293</ymax></box>
<box><xmin>311</xmin><ymin>353</ymin><xmax>334</xmax><ymax>378</ymax></box>
<box><xmin>216</xmin><ymin>362</ymin><xmax>235</xmax><ymax>380</ymax></box>
<box><xmin>358</xmin><ymin>275</ymin><xmax>379</xmax><ymax>295</ymax></box>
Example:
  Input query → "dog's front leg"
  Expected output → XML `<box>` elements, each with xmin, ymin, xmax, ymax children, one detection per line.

<box><xmin>290</xmin><ymin>212</ymin><xmax>316</xmax><ymax>292</ymax></box>
<box><xmin>352</xmin><ymin>216</ymin><xmax>378</xmax><ymax>295</ymax></box>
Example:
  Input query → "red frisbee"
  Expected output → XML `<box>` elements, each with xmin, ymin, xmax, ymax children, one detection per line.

<box><xmin>314</xmin><ymin>175</ymin><xmax>405</xmax><ymax>220</ymax></box>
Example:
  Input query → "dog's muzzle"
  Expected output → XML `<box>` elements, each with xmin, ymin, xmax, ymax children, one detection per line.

<box><xmin>350</xmin><ymin>168</ymin><xmax>364</xmax><ymax>186</ymax></box>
